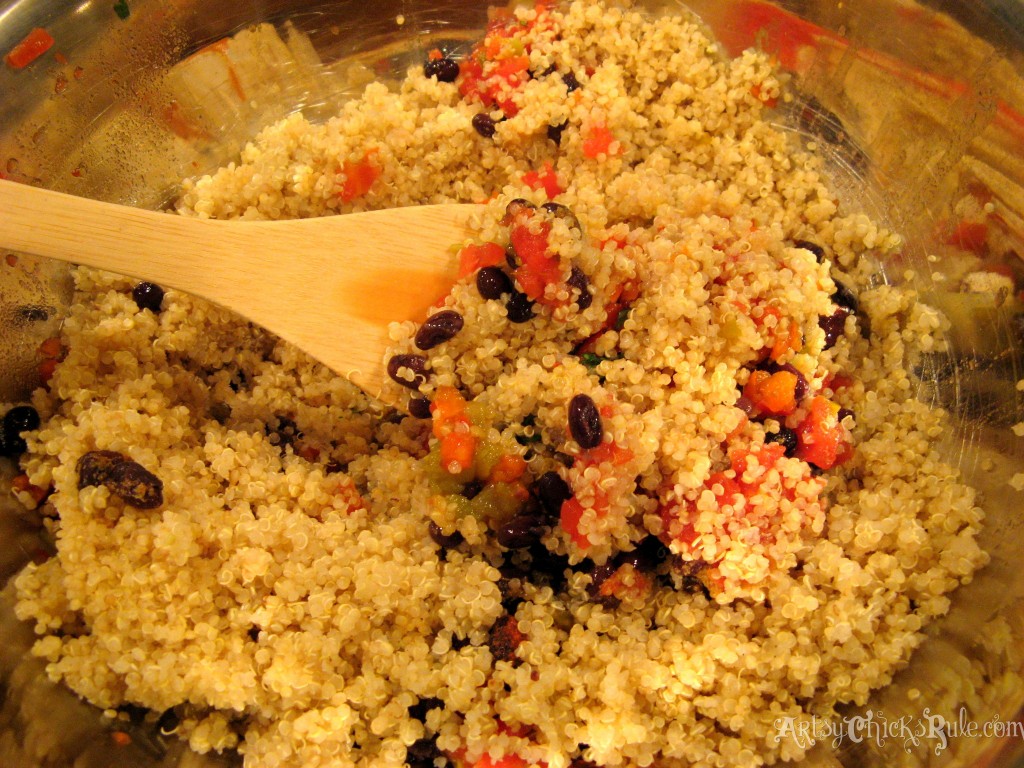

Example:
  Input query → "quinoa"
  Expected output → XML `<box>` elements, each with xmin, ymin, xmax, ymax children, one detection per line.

<box><xmin>5</xmin><ymin>2</ymin><xmax>989</xmax><ymax>767</ymax></box>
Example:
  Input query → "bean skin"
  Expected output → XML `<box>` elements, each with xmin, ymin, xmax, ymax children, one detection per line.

<box><xmin>568</xmin><ymin>394</ymin><xmax>603</xmax><ymax>449</ymax></box>
<box><xmin>534</xmin><ymin>471</ymin><xmax>571</xmax><ymax>518</ymax></box>
<box><xmin>505</xmin><ymin>291</ymin><xmax>535</xmax><ymax>323</ymax></box>
<box><xmin>415</xmin><ymin>310</ymin><xmax>464</xmax><ymax>350</ymax></box>
<box><xmin>567</xmin><ymin>266</ymin><xmax>592</xmax><ymax>310</ymax></box>
<box><xmin>387</xmin><ymin>354</ymin><xmax>429</xmax><ymax>389</ymax></box>
<box><xmin>424</xmin><ymin>57</ymin><xmax>459</xmax><ymax>83</ymax></box>
<box><xmin>477</xmin><ymin>267</ymin><xmax>513</xmax><ymax>300</ymax></box>
<box><xmin>472</xmin><ymin>113</ymin><xmax>497</xmax><ymax>138</ymax></box>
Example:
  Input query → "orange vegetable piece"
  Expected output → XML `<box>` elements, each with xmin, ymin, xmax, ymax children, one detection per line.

<box><xmin>440</xmin><ymin>432</ymin><xmax>477</xmax><ymax>473</ymax></box>
<box><xmin>743</xmin><ymin>369</ymin><xmax>799</xmax><ymax>415</ymax></box>
<box><xmin>489</xmin><ymin>453</ymin><xmax>526</xmax><ymax>483</ymax></box>
<box><xmin>559</xmin><ymin>497</ymin><xmax>589</xmax><ymax>549</ymax></box>
<box><xmin>5</xmin><ymin>28</ymin><xmax>54</xmax><ymax>70</ymax></box>
<box><xmin>339</xmin><ymin>148</ymin><xmax>381</xmax><ymax>202</ymax></box>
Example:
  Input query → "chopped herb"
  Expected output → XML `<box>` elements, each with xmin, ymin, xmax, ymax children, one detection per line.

<box><xmin>515</xmin><ymin>413</ymin><xmax>542</xmax><ymax>446</ymax></box>
<box><xmin>580</xmin><ymin>352</ymin><xmax>603</xmax><ymax>368</ymax></box>
<box><xmin>614</xmin><ymin>308</ymin><xmax>631</xmax><ymax>331</ymax></box>
<box><xmin>113</xmin><ymin>0</ymin><xmax>130</xmax><ymax>20</ymax></box>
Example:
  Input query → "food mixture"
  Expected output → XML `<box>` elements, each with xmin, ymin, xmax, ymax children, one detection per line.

<box><xmin>4</xmin><ymin>1</ymin><xmax>989</xmax><ymax>766</ymax></box>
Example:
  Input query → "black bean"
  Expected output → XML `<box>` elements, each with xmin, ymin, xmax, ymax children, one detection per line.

<box><xmin>156</xmin><ymin>708</ymin><xmax>181</xmax><ymax>735</ymax></box>
<box><xmin>568</xmin><ymin>394</ymin><xmax>603</xmax><ymax>449</ymax></box>
<box><xmin>409</xmin><ymin>397</ymin><xmax>432</xmax><ymax>419</ymax></box>
<box><xmin>562</xmin><ymin>72</ymin><xmax>581</xmax><ymax>92</ymax></box>
<box><xmin>406</xmin><ymin>736</ymin><xmax>443</xmax><ymax>768</ymax></box>
<box><xmin>15</xmin><ymin>305</ymin><xmax>50</xmax><ymax>322</ymax></box>
<box><xmin>497</xmin><ymin>514</ymin><xmax>545</xmax><ymax>549</ymax></box>
<box><xmin>838</xmin><ymin>407</ymin><xmax>855</xmax><ymax>424</ymax></box>
<box><xmin>77</xmin><ymin>450</ymin><xmax>126</xmax><ymax>490</ymax></box>
<box><xmin>424</xmin><ymin>56</ymin><xmax>460</xmax><ymax>83</ymax></box>
<box><xmin>503</xmin><ymin>198</ymin><xmax>536</xmax><ymax>226</ymax></box>
<box><xmin>0</xmin><ymin>431</ymin><xmax>26</xmax><ymax>458</ymax></box>
<box><xmin>793</xmin><ymin>239</ymin><xmax>826</xmax><ymax>263</ymax></box>
<box><xmin>461</xmin><ymin>480</ymin><xmax>484</xmax><ymax>500</ymax></box>
<box><xmin>831</xmin><ymin>280</ymin><xmax>858</xmax><ymax>313</ymax></box>
<box><xmin>534</xmin><ymin>471</ymin><xmax>571</xmax><ymax>518</ymax></box>
<box><xmin>4</xmin><ymin>404</ymin><xmax>39</xmax><ymax>436</ymax></box>
<box><xmin>621</xmin><ymin>536</ymin><xmax>669</xmax><ymax>573</ymax></box>
<box><xmin>505</xmin><ymin>291</ymin><xmax>535</xmax><ymax>323</ymax></box>
<box><xmin>266</xmin><ymin>416</ymin><xmax>301</xmax><ymax>449</ymax></box>
<box><xmin>108</xmin><ymin>460</ymin><xmax>164</xmax><ymax>509</ymax></box>
<box><xmin>567</xmin><ymin>266</ymin><xmax>592</xmax><ymax>310</ymax></box>
<box><xmin>247</xmin><ymin>625</ymin><xmax>261</xmax><ymax>642</ymax></box>
<box><xmin>541</xmin><ymin>202</ymin><xmax>580</xmax><ymax>230</ymax></box>
<box><xmin>387</xmin><ymin>354</ymin><xmax>429</xmax><ymax>389</ymax></box>
<box><xmin>505</xmin><ymin>244</ymin><xmax>519</xmax><ymax>270</ymax></box>
<box><xmin>765</xmin><ymin>426</ymin><xmax>799</xmax><ymax>457</ymax></box>
<box><xmin>472</xmin><ymin>112</ymin><xmax>496</xmax><ymax>138</ymax></box>
<box><xmin>415</xmin><ymin>310</ymin><xmax>464</xmax><ymax>350</ymax></box>
<box><xmin>209</xmin><ymin>402</ymin><xmax>232</xmax><ymax>424</ymax></box>
<box><xmin>408</xmin><ymin>697</ymin><xmax>443</xmax><ymax>722</ymax></box>
<box><xmin>477</xmin><ymin>266</ymin><xmax>513</xmax><ymax>300</ymax></box>
<box><xmin>132</xmin><ymin>282</ymin><xmax>164</xmax><ymax>313</ymax></box>
<box><xmin>547</xmin><ymin>121</ymin><xmax>568</xmax><ymax>145</ymax></box>
<box><xmin>428</xmin><ymin>520</ymin><xmax>464</xmax><ymax>550</ymax></box>
<box><xmin>819</xmin><ymin>309</ymin><xmax>849</xmax><ymax>349</ymax></box>
<box><xmin>526</xmin><ymin>542</ymin><xmax>570</xmax><ymax>589</ymax></box>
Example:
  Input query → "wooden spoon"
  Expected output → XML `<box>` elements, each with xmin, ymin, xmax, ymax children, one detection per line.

<box><xmin>0</xmin><ymin>180</ymin><xmax>478</xmax><ymax>404</ymax></box>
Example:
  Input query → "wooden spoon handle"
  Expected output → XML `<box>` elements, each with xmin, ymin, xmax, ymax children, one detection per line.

<box><xmin>0</xmin><ymin>180</ymin><xmax>478</xmax><ymax>400</ymax></box>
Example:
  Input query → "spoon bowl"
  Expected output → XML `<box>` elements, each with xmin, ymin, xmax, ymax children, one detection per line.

<box><xmin>0</xmin><ymin>180</ymin><xmax>478</xmax><ymax>402</ymax></box>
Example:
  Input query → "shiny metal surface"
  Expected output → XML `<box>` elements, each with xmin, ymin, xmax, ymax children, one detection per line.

<box><xmin>1</xmin><ymin>0</ymin><xmax>1023</xmax><ymax>766</ymax></box>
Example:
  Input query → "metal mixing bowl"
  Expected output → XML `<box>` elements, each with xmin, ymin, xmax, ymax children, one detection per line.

<box><xmin>1</xmin><ymin>0</ymin><xmax>1023</xmax><ymax>766</ymax></box>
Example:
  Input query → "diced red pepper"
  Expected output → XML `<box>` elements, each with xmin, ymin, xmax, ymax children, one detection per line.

<box><xmin>582</xmin><ymin>123</ymin><xmax>621</xmax><ymax>159</ymax></box>
<box><xmin>339</xmin><ymin>148</ymin><xmax>381</xmax><ymax>202</ymax></box>
<box><xmin>458</xmin><ymin>242</ymin><xmax>506</xmax><ymax>278</ymax></box>
<box><xmin>5</xmin><ymin>28</ymin><xmax>55</xmax><ymax>70</ymax></box>
<box><xmin>521</xmin><ymin>161</ymin><xmax>563</xmax><ymax>199</ymax></box>
<box><xmin>795</xmin><ymin>395</ymin><xmax>851</xmax><ymax>469</ymax></box>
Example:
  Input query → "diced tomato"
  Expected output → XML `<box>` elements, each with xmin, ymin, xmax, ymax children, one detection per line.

<box><xmin>559</xmin><ymin>496</ymin><xmax>590</xmax><ymax>549</ymax></box>
<box><xmin>510</xmin><ymin>219</ymin><xmax>563</xmax><ymax>303</ymax></box>
<box><xmin>750</xmin><ymin>82</ymin><xmax>778</xmax><ymax>108</ymax></box>
<box><xmin>743</xmin><ymin>369</ymin><xmax>799</xmax><ymax>415</ymax></box>
<box><xmin>584</xmin><ymin>440</ymin><xmax>633</xmax><ymax>467</ymax></box>
<box><xmin>521</xmin><ymin>161</ymin><xmax>563</xmax><ymax>199</ymax></box>
<box><xmin>431</xmin><ymin>386</ymin><xmax>471</xmax><ymax>435</ymax></box>
<box><xmin>945</xmin><ymin>220</ymin><xmax>987</xmax><ymax>255</ymax></box>
<box><xmin>38</xmin><ymin>337</ymin><xmax>63</xmax><ymax>358</ymax></box>
<box><xmin>339</xmin><ymin>148</ymin><xmax>381</xmax><ymax>202</ymax></box>
<box><xmin>474</xmin><ymin>754</ymin><xmax>529</xmax><ymax>768</ymax></box>
<box><xmin>489</xmin><ymin>453</ymin><xmax>527</xmax><ymax>483</ymax></box>
<box><xmin>458</xmin><ymin>242</ymin><xmax>506</xmax><ymax>278</ymax></box>
<box><xmin>582</xmin><ymin>123</ymin><xmax>621</xmax><ymax>159</ymax></box>
<box><xmin>5</xmin><ymin>28</ymin><xmax>54</xmax><ymax>70</ymax></box>
<box><xmin>428</xmin><ymin>48</ymin><xmax>444</xmax><ymax>61</ymax></box>
<box><xmin>795</xmin><ymin>395</ymin><xmax>851</xmax><ymax>469</ymax></box>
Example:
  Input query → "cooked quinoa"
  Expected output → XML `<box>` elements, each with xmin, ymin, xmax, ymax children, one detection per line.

<box><xmin>5</xmin><ymin>2</ymin><xmax>989</xmax><ymax>767</ymax></box>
